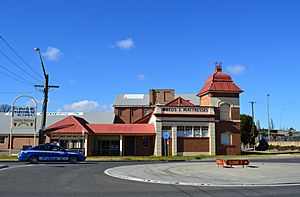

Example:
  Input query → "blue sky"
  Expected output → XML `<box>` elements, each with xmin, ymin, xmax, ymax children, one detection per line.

<box><xmin>0</xmin><ymin>0</ymin><xmax>299</xmax><ymax>130</ymax></box>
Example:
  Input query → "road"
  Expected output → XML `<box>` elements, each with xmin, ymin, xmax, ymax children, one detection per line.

<box><xmin>0</xmin><ymin>158</ymin><xmax>299</xmax><ymax>197</ymax></box>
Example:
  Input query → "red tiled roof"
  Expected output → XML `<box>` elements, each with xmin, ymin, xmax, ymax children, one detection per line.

<box><xmin>45</xmin><ymin>116</ymin><xmax>93</xmax><ymax>134</ymax></box>
<box><xmin>87</xmin><ymin>124</ymin><xmax>156</xmax><ymax>134</ymax></box>
<box><xmin>197</xmin><ymin>66</ymin><xmax>243</xmax><ymax>96</ymax></box>
<box><xmin>165</xmin><ymin>96</ymin><xmax>195</xmax><ymax>107</ymax></box>
<box><xmin>46</xmin><ymin>116</ymin><xmax>156</xmax><ymax>135</ymax></box>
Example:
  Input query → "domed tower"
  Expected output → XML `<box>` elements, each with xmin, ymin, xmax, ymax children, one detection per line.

<box><xmin>197</xmin><ymin>63</ymin><xmax>243</xmax><ymax>155</ymax></box>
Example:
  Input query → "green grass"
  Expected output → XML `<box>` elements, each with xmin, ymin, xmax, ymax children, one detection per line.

<box><xmin>86</xmin><ymin>153</ymin><xmax>299</xmax><ymax>161</ymax></box>
<box><xmin>1</xmin><ymin>153</ymin><xmax>299</xmax><ymax>161</ymax></box>
<box><xmin>0</xmin><ymin>156</ymin><xmax>18</xmax><ymax>160</ymax></box>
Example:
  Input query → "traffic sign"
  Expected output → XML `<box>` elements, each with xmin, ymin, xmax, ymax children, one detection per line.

<box><xmin>162</xmin><ymin>132</ymin><xmax>170</xmax><ymax>140</ymax></box>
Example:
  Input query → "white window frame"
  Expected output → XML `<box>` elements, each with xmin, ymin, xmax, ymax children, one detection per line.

<box><xmin>221</xmin><ymin>133</ymin><xmax>232</xmax><ymax>145</ymax></box>
<box><xmin>176</xmin><ymin>126</ymin><xmax>209</xmax><ymax>137</ymax></box>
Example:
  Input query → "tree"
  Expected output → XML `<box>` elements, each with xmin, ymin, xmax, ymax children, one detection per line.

<box><xmin>240</xmin><ymin>114</ymin><xmax>258</xmax><ymax>145</ymax></box>
<box><xmin>0</xmin><ymin>104</ymin><xmax>11</xmax><ymax>112</ymax></box>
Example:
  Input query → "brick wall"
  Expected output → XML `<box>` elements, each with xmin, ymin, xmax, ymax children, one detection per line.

<box><xmin>177</xmin><ymin>137</ymin><xmax>210</xmax><ymax>152</ymax></box>
<box><xmin>0</xmin><ymin>136</ymin><xmax>8</xmax><ymax>149</ymax></box>
<box><xmin>199</xmin><ymin>93</ymin><xmax>211</xmax><ymax>106</ymax></box>
<box><xmin>215</xmin><ymin>122</ymin><xmax>241</xmax><ymax>155</ymax></box>
<box><xmin>114</xmin><ymin>107</ymin><xmax>150</xmax><ymax>124</ymax></box>
<box><xmin>12</xmin><ymin>136</ymin><xmax>36</xmax><ymax>150</ymax></box>
<box><xmin>231</xmin><ymin>107</ymin><xmax>240</xmax><ymax>121</ymax></box>
<box><xmin>149</xmin><ymin>89</ymin><xmax>175</xmax><ymax>105</ymax></box>
<box><xmin>135</xmin><ymin>136</ymin><xmax>155</xmax><ymax>156</ymax></box>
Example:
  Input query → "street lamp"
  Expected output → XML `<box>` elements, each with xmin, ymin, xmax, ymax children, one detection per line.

<box><xmin>267</xmin><ymin>94</ymin><xmax>271</xmax><ymax>141</ymax></box>
<box><xmin>34</xmin><ymin>47</ymin><xmax>48</xmax><ymax>144</ymax></box>
<box><xmin>34</xmin><ymin>48</ymin><xmax>59</xmax><ymax>144</ymax></box>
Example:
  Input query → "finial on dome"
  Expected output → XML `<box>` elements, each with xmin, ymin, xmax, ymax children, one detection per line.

<box><xmin>214</xmin><ymin>61</ymin><xmax>222</xmax><ymax>72</ymax></box>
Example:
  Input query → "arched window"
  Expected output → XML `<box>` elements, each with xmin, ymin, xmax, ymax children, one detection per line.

<box><xmin>220</xmin><ymin>103</ymin><xmax>230</xmax><ymax>121</ymax></box>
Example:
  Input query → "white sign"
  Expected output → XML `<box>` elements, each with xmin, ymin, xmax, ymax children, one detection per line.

<box><xmin>12</xmin><ymin>119</ymin><xmax>35</xmax><ymax>129</ymax></box>
<box><xmin>161</xmin><ymin>106</ymin><xmax>209</xmax><ymax>113</ymax></box>
<box><xmin>13</xmin><ymin>106</ymin><xmax>36</xmax><ymax>118</ymax></box>
<box><xmin>12</xmin><ymin>106</ymin><xmax>36</xmax><ymax>129</ymax></box>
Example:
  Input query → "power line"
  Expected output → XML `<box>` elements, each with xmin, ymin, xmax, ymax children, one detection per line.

<box><xmin>0</xmin><ymin>91</ymin><xmax>37</xmax><ymax>94</ymax></box>
<box><xmin>0</xmin><ymin>35</ymin><xmax>43</xmax><ymax>81</ymax></box>
<box><xmin>0</xmin><ymin>49</ymin><xmax>42</xmax><ymax>83</ymax></box>
<box><xmin>0</xmin><ymin>63</ymin><xmax>35</xmax><ymax>85</ymax></box>
<box><xmin>0</xmin><ymin>69</ymin><xmax>33</xmax><ymax>86</ymax></box>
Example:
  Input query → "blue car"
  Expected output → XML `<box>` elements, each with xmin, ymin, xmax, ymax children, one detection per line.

<box><xmin>18</xmin><ymin>143</ymin><xmax>85</xmax><ymax>164</ymax></box>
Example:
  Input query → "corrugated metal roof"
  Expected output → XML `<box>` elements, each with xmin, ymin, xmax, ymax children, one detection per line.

<box><xmin>0</xmin><ymin>112</ymin><xmax>115</xmax><ymax>135</ymax></box>
<box><xmin>113</xmin><ymin>94</ymin><xmax>149</xmax><ymax>106</ymax></box>
<box><xmin>114</xmin><ymin>93</ymin><xmax>200</xmax><ymax>106</ymax></box>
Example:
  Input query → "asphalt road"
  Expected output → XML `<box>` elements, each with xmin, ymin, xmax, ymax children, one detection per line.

<box><xmin>0</xmin><ymin>158</ymin><xmax>299</xmax><ymax>197</ymax></box>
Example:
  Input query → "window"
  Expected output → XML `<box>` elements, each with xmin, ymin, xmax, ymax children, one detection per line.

<box><xmin>162</xmin><ymin>126</ymin><xmax>172</xmax><ymax>131</ymax></box>
<box><xmin>177</xmin><ymin>126</ymin><xmax>209</xmax><ymax>137</ymax></box>
<box><xmin>220</xmin><ymin>103</ymin><xmax>230</xmax><ymax>121</ymax></box>
<box><xmin>177</xmin><ymin>126</ymin><xmax>184</xmax><ymax>131</ymax></box>
<box><xmin>201</xmin><ymin>126</ymin><xmax>209</xmax><ymax>137</ymax></box>
<box><xmin>0</xmin><ymin>136</ymin><xmax>5</xmax><ymax>144</ymax></box>
<box><xmin>51</xmin><ymin>146</ymin><xmax>65</xmax><ymax>152</ymax></box>
<box><xmin>194</xmin><ymin>126</ymin><xmax>201</xmax><ymax>137</ymax></box>
<box><xmin>142</xmin><ymin>137</ymin><xmax>150</xmax><ymax>148</ymax></box>
<box><xmin>221</xmin><ymin>133</ymin><xmax>232</xmax><ymax>145</ymax></box>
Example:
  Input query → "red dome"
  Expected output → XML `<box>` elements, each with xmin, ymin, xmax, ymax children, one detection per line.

<box><xmin>212</xmin><ymin>68</ymin><xmax>232</xmax><ymax>82</ymax></box>
<box><xmin>197</xmin><ymin>66</ymin><xmax>243</xmax><ymax>96</ymax></box>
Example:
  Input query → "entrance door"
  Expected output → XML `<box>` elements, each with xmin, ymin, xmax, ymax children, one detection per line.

<box><xmin>124</xmin><ymin>136</ymin><xmax>135</xmax><ymax>156</ymax></box>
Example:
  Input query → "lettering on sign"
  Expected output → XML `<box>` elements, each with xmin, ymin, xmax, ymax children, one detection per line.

<box><xmin>161</xmin><ymin>107</ymin><xmax>209</xmax><ymax>113</ymax></box>
<box><xmin>13</xmin><ymin>106</ymin><xmax>36</xmax><ymax>118</ymax></box>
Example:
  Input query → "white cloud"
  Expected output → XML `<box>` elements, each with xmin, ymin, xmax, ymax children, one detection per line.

<box><xmin>137</xmin><ymin>74</ymin><xmax>145</xmax><ymax>80</ymax></box>
<box><xmin>42</xmin><ymin>47</ymin><xmax>63</xmax><ymax>61</ymax></box>
<box><xmin>26</xmin><ymin>99</ymin><xmax>43</xmax><ymax>106</ymax></box>
<box><xmin>111</xmin><ymin>38</ymin><xmax>135</xmax><ymax>49</ymax></box>
<box><xmin>226</xmin><ymin>65</ymin><xmax>246</xmax><ymax>74</ymax></box>
<box><xmin>63</xmin><ymin>100</ymin><xmax>112</xmax><ymax>112</ymax></box>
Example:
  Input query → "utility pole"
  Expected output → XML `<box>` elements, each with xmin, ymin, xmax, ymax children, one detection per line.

<box><xmin>249</xmin><ymin>101</ymin><xmax>256</xmax><ymax>150</ymax></box>
<box><xmin>34</xmin><ymin>48</ymin><xmax>59</xmax><ymax>144</ymax></box>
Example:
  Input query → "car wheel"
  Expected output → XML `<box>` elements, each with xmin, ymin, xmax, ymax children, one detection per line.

<box><xmin>69</xmin><ymin>156</ymin><xmax>78</xmax><ymax>164</ymax></box>
<box><xmin>29</xmin><ymin>156</ymin><xmax>39</xmax><ymax>164</ymax></box>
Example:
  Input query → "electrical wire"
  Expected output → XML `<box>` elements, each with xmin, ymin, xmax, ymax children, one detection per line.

<box><xmin>0</xmin><ymin>69</ymin><xmax>33</xmax><ymax>86</ymax></box>
<box><xmin>0</xmin><ymin>35</ymin><xmax>43</xmax><ymax>81</ymax></box>
<box><xmin>0</xmin><ymin>91</ymin><xmax>37</xmax><ymax>94</ymax></box>
<box><xmin>0</xmin><ymin>49</ymin><xmax>42</xmax><ymax>83</ymax></box>
<box><xmin>0</xmin><ymin>63</ymin><xmax>35</xmax><ymax>85</ymax></box>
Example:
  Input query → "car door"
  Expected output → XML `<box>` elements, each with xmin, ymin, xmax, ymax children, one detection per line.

<box><xmin>50</xmin><ymin>145</ymin><xmax>68</xmax><ymax>161</ymax></box>
<box><xmin>36</xmin><ymin>145</ymin><xmax>52</xmax><ymax>161</ymax></box>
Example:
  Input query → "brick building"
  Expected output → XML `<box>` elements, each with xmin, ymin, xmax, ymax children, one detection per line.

<box><xmin>111</xmin><ymin>65</ymin><xmax>243</xmax><ymax>156</ymax></box>
<box><xmin>1</xmin><ymin>65</ymin><xmax>243</xmax><ymax>156</ymax></box>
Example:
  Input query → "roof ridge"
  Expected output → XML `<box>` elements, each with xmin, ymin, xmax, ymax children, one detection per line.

<box><xmin>70</xmin><ymin>116</ymin><xmax>93</xmax><ymax>133</ymax></box>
